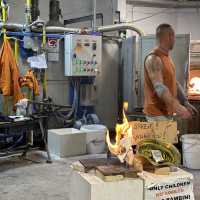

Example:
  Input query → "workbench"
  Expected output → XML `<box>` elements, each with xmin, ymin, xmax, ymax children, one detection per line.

<box><xmin>0</xmin><ymin>116</ymin><xmax>52</xmax><ymax>163</ymax></box>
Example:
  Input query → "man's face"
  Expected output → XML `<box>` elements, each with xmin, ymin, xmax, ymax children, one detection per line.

<box><xmin>160</xmin><ymin>28</ymin><xmax>175</xmax><ymax>50</ymax></box>
<box><xmin>168</xmin><ymin>29</ymin><xmax>175</xmax><ymax>50</ymax></box>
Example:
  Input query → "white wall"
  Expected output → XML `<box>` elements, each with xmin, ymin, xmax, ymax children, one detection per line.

<box><xmin>123</xmin><ymin>5</ymin><xmax>200</xmax><ymax>40</ymax></box>
<box><xmin>176</xmin><ymin>9</ymin><xmax>200</xmax><ymax>40</ymax></box>
<box><xmin>8</xmin><ymin>0</ymin><xmax>117</xmax><ymax>27</ymax></box>
<box><xmin>129</xmin><ymin>7</ymin><xmax>177</xmax><ymax>34</ymax></box>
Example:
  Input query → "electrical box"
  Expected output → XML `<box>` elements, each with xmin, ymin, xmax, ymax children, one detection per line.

<box><xmin>64</xmin><ymin>34</ymin><xmax>102</xmax><ymax>76</ymax></box>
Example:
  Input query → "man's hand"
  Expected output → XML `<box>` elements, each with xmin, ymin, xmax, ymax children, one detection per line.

<box><xmin>184</xmin><ymin>101</ymin><xmax>198</xmax><ymax>115</ymax></box>
<box><xmin>175</xmin><ymin>103</ymin><xmax>192</xmax><ymax>119</ymax></box>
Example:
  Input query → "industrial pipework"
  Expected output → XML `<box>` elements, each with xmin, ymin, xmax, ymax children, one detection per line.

<box><xmin>46</xmin><ymin>0</ymin><xmax>63</xmax><ymax>27</ymax></box>
<box><xmin>0</xmin><ymin>0</ymin><xmax>144</xmax><ymax>36</ymax></box>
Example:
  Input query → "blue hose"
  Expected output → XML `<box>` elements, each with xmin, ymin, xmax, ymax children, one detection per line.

<box><xmin>6</xmin><ymin>31</ymin><xmax>65</xmax><ymax>39</ymax></box>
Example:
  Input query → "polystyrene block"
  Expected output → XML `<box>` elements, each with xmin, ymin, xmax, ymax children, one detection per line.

<box><xmin>48</xmin><ymin>128</ymin><xmax>86</xmax><ymax>157</ymax></box>
<box><xmin>69</xmin><ymin>171</ymin><xmax>143</xmax><ymax>200</ymax></box>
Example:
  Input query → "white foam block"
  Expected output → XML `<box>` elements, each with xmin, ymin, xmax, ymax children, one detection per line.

<box><xmin>69</xmin><ymin>170</ymin><xmax>143</xmax><ymax>200</ymax></box>
<box><xmin>48</xmin><ymin>128</ymin><xmax>86</xmax><ymax>157</ymax></box>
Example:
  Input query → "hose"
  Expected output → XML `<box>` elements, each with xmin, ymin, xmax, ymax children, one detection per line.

<box><xmin>51</xmin><ymin>79</ymin><xmax>80</xmax><ymax>125</ymax></box>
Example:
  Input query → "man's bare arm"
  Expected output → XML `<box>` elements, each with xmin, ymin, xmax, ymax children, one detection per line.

<box><xmin>145</xmin><ymin>55</ymin><xmax>191</xmax><ymax>118</ymax></box>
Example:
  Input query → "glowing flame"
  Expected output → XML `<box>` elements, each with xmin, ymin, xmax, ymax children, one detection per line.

<box><xmin>106</xmin><ymin>102</ymin><xmax>133</xmax><ymax>157</ymax></box>
<box><xmin>189</xmin><ymin>77</ymin><xmax>200</xmax><ymax>94</ymax></box>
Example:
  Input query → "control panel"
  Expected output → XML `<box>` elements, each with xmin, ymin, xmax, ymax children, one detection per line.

<box><xmin>64</xmin><ymin>34</ymin><xmax>102</xmax><ymax>76</ymax></box>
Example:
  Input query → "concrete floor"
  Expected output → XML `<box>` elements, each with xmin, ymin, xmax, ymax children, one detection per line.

<box><xmin>0</xmin><ymin>152</ymin><xmax>199</xmax><ymax>200</ymax></box>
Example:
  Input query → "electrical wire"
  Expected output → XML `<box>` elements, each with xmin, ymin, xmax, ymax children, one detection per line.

<box><xmin>125</xmin><ymin>8</ymin><xmax>169</xmax><ymax>23</ymax></box>
<box><xmin>128</xmin><ymin>7</ymin><xmax>199</xmax><ymax>23</ymax></box>
<box><xmin>109</xmin><ymin>0</ymin><xmax>114</xmax><ymax>15</ymax></box>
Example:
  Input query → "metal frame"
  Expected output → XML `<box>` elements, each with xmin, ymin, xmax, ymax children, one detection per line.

<box><xmin>0</xmin><ymin>117</ymin><xmax>52</xmax><ymax>163</ymax></box>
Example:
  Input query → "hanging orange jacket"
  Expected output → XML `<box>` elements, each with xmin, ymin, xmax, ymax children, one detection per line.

<box><xmin>0</xmin><ymin>38</ymin><xmax>23</xmax><ymax>105</ymax></box>
<box><xmin>19</xmin><ymin>69</ymin><xmax>40</xmax><ymax>96</ymax></box>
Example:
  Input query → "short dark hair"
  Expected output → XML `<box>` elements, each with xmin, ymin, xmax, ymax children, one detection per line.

<box><xmin>156</xmin><ymin>23</ymin><xmax>173</xmax><ymax>39</ymax></box>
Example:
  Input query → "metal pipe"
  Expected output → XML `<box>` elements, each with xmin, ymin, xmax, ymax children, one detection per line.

<box><xmin>0</xmin><ymin>22</ymin><xmax>144</xmax><ymax>36</ymax></box>
<box><xmin>45</xmin><ymin>26</ymin><xmax>81</xmax><ymax>33</ymax></box>
<box><xmin>28</xmin><ymin>18</ymin><xmax>45</xmax><ymax>28</ymax></box>
<box><xmin>0</xmin><ymin>22</ymin><xmax>24</xmax><ymax>31</ymax></box>
<box><xmin>93</xmin><ymin>0</ymin><xmax>97</xmax><ymax>31</ymax></box>
<box><xmin>0</xmin><ymin>22</ymin><xmax>80</xmax><ymax>33</ymax></box>
<box><xmin>127</xmin><ymin>0</ymin><xmax>200</xmax><ymax>8</ymax></box>
<box><xmin>97</xmin><ymin>23</ymin><xmax>145</xmax><ymax>36</ymax></box>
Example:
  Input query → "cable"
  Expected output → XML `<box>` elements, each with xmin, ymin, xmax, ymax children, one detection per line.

<box><xmin>125</xmin><ymin>8</ymin><xmax>169</xmax><ymax>23</ymax></box>
<box><xmin>55</xmin><ymin>78</ymin><xmax>79</xmax><ymax>123</ymax></box>
<box><xmin>109</xmin><ymin>0</ymin><xmax>114</xmax><ymax>15</ymax></box>
<box><xmin>50</xmin><ymin>81</ymin><xmax>78</xmax><ymax>126</ymax></box>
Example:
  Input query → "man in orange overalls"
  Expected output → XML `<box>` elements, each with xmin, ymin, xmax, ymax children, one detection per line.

<box><xmin>144</xmin><ymin>24</ymin><xmax>197</xmax><ymax>121</ymax></box>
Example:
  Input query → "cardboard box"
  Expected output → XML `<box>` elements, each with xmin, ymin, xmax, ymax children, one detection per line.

<box><xmin>138</xmin><ymin>168</ymin><xmax>194</xmax><ymax>200</ymax></box>
<box><xmin>129</xmin><ymin>121</ymin><xmax>178</xmax><ymax>144</ymax></box>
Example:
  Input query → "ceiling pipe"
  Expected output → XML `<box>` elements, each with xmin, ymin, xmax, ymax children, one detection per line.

<box><xmin>44</xmin><ymin>26</ymin><xmax>81</xmax><ymax>33</ymax></box>
<box><xmin>127</xmin><ymin>0</ymin><xmax>200</xmax><ymax>8</ymax></box>
<box><xmin>0</xmin><ymin>22</ymin><xmax>81</xmax><ymax>33</ymax></box>
<box><xmin>96</xmin><ymin>23</ymin><xmax>145</xmax><ymax>36</ymax></box>
<box><xmin>0</xmin><ymin>22</ymin><xmax>144</xmax><ymax>36</ymax></box>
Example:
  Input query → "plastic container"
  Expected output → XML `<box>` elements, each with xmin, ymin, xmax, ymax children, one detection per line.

<box><xmin>181</xmin><ymin>134</ymin><xmax>200</xmax><ymax>169</ymax></box>
<box><xmin>81</xmin><ymin>124</ymin><xmax>107</xmax><ymax>154</ymax></box>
